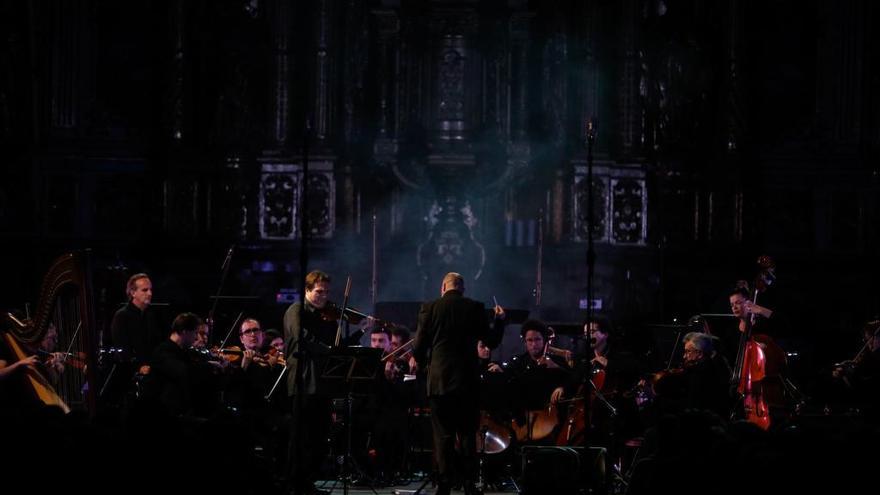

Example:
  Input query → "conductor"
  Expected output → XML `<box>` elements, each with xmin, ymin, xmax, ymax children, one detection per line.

<box><xmin>413</xmin><ymin>272</ymin><xmax>506</xmax><ymax>495</ymax></box>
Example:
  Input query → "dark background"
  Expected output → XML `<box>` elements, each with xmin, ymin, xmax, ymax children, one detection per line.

<box><xmin>0</xmin><ymin>0</ymin><xmax>877</xmax><ymax>384</ymax></box>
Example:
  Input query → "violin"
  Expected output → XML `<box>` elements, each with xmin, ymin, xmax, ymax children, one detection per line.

<box><xmin>189</xmin><ymin>345</ymin><xmax>243</xmax><ymax>365</ymax></box>
<box><xmin>833</xmin><ymin>319</ymin><xmax>880</xmax><ymax>384</ymax></box>
<box><xmin>380</xmin><ymin>339</ymin><xmax>414</xmax><ymax>382</ymax></box>
<box><xmin>36</xmin><ymin>349</ymin><xmax>88</xmax><ymax>371</ymax></box>
<box><xmin>381</xmin><ymin>338</ymin><xmax>414</xmax><ymax>362</ymax></box>
<box><xmin>190</xmin><ymin>345</ymin><xmax>285</xmax><ymax>369</ymax></box>
<box><xmin>262</xmin><ymin>346</ymin><xmax>286</xmax><ymax>367</ymax></box>
<box><xmin>318</xmin><ymin>302</ymin><xmax>368</xmax><ymax>324</ymax></box>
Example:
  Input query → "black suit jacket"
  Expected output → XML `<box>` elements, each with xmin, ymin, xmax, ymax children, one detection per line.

<box><xmin>413</xmin><ymin>290</ymin><xmax>504</xmax><ymax>397</ymax></box>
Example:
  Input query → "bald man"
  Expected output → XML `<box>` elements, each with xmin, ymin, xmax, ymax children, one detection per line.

<box><xmin>413</xmin><ymin>272</ymin><xmax>505</xmax><ymax>495</ymax></box>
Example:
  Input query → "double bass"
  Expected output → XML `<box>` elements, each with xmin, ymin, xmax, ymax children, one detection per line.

<box><xmin>731</xmin><ymin>255</ymin><xmax>785</xmax><ymax>430</ymax></box>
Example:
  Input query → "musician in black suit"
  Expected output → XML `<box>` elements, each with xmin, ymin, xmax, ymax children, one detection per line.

<box><xmin>413</xmin><ymin>272</ymin><xmax>505</xmax><ymax>495</ymax></box>
<box><xmin>283</xmin><ymin>270</ymin><xmax>371</xmax><ymax>495</ymax></box>
<box><xmin>146</xmin><ymin>312</ymin><xmax>203</xmax><ymax>417</ymax></box>
<box><xmin>111</xmin><ymin>273</ymin><xmax>164</xmax><ymax>367</ymax></box>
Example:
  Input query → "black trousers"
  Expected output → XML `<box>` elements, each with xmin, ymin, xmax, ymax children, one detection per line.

<box><xmin>288</xmin><ymin>394</ymin><xmax>332</xmax><ymax>492</ymax></box>
<box><xmin>430</xmin><ymin>391</ymin><xmax>480</xmax><ymax>487</ymax></box>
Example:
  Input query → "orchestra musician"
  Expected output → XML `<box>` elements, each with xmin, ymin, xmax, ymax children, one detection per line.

<box><xmin>37</xmin><ymin>322</ymin><xmax>66</xmax><ymax>385</ymax></box>
<box><xmin>283</xmin><ymin>270</ymin><xmax>373</xmax><ymax>495</ymax></box>
<box><xmin>390</xmin><ymin>326</ymin><xmax>417</xmax><ymax>375</ymax></box>
<box><xmin>551</xmin><ymin>318</ymin><xmax>642</xmax><ymax>451</ymax></box>
<box><xmin>111</xmin><ymin>273</ymin><xmax>164</xmax><ymax>369</ymax></box>
<box><xmin>225</xmin><ymin>318</ymin><xmax>280</xmax><ymax>407</ymax></box>
<box><xmin>361</xmin><ymin>325</ymin><xmax>415</xmax><ymax>484</ymax></box>
<box><xmin>265</xmin><ymin>328</ymin><xmax>285</xmax><ymax>356</ymax></box>
<box><xmin>506</xmin><ymin>319</ymin><xmax>567</xmax><ymax>390</ymax></box>
<box><xmin>729</xmin><ymin>286</ymin><xmax>788</xmax><ymax>426</ymax></box>
<box><xmin>477</xmin><ymin>340</ymin><xmax>503</xmax><ymax>374</ymax></box>
<box><xmin>503</xmin><ymin>320</ymin><xmax>570</xmax><ymax>445</ymax></box>
<box><xmin>830</xmin><ymin>319</ymin><xmax>880</xmax><ymax>419</ymax></box>
<box><xmin>143</xmin><ymin>312</ymin><xmax>205</xmax><ymax>418</ymax></box>
<box><xmin>193</xmin><ymin>320</ymin><xmax>210</xmax><ymax>350</ymax></box>
<box><xmin>648</xmin><ymin>332</ymin><xmax>733</xmax><ymax>418</ymax></box>
<box><xmin>1</xmin><ymin>320</ymin><xmax>80</xmax><ymax>411</ymax></box>
<box><xmin>370</xmin><ymin>326</ymin><xmax>394</xmax><ymax>380</ymax></box>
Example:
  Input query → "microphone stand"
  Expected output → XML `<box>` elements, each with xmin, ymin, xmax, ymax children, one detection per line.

<box><xmin>585</xmin><ymin>120</ymin><xmax>597</xmax><ymax>333</ymax></box>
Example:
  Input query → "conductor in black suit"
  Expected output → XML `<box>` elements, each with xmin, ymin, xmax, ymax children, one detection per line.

<box><xmin>413</xmin><ymin>272</ymin><xmax>506</xmax><ymax>495</ymax></box>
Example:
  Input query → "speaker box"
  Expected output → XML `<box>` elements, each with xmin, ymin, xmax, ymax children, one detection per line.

<box><xmin>520</xmin><ymin>446</ymin><xmax>606</xmax><ymax>495</ymax></box>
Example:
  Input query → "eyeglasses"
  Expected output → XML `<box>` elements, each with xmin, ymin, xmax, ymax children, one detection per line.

<box><xmin>240</xmin><ymin>327</ymin><xmax>262</xmax><ymax>336</ymax></box>
<box><xmin>683</xmin><ymin>348</ymin><xmax>702</xmax><ymax>356</ymax></box>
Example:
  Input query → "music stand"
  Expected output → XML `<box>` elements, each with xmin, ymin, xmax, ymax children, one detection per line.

<box><xmin>319</xmin><ymin>346</ymin><xmax>383</xmax><ymax>495</ymax></box>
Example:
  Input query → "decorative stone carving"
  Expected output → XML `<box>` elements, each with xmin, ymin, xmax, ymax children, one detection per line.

<box><xmin>259</xmin><ymin>161</ymin><xmax>335</xmax><ymax>240</ymax></box>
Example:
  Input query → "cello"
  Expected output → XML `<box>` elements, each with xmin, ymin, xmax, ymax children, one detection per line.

<box><xmin>731</xmin><ymin>255</ymin><xmax>782</xmax><ymax>430</ymax></box>
<box><xmin>556</xmin><ymin>321</ymin><xmax>615</xmax><ymax>446</ymax></box>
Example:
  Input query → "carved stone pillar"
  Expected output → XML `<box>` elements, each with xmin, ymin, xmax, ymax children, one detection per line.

<box><xmin>372</xmin><ymin>8</ymin><xmax>401</xmax><ymax>174</ymax></box>
<box><xmin>267</xmin><ymin>0</ymin><xmax>291</xmax><ymax>148</ymax></box>
<box><xmin>341</xmin><ymin>0</ymin><xmax>368</xmax><ymax>146</ymax></box>
<box><xmin>617</xmin><ymin>0</ymin><xmax>642</xmax><ymax>158</ymax></box>
<box><xmin>373</xmin><ymin>9</ymin><xmax>399</xmax><ymax>140</ymax></box>
<box><xmin>312</xmin><ymin>0</ymin><xmax>336</xmax><ymax>145</ymax></box>
<box><xmin>509</xmin><ymin>13</ymin><xmax>531</xmax><ymax>142</ymax></box>
<box><xmin>49</xmin><ymin>1</ymin><xmax>86</xmax><ymax>131</ymax></box>
<box><xmin>428</xmin><ymin>10</ymin><xmax>477</xmax><ymax>145</ymax></box>
<box><xmin>508</xmin><ymin>12</ymin><xmax>533</xmax><ymax>175</ymax></box>
<box><xmin>541</xmin><ymin>22</ymin><xmax>568</xmax><ymax>149</ymax></box>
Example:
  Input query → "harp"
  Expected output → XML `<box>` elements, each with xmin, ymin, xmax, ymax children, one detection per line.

<box><xmin>3</xmin><ymin>252</ymin><xmax>98</xmax><ymax>416</ymax></box>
